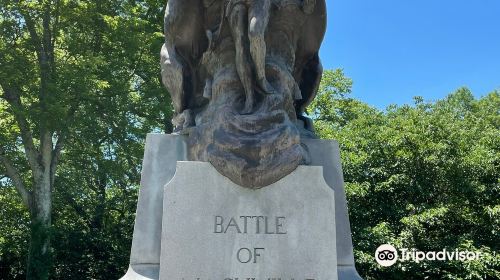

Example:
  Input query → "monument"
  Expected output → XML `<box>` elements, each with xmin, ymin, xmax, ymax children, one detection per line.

<box><xmin>121</xmin><ymin>0</ymin><xmax>363</xmax><ymax>279</ymax></box>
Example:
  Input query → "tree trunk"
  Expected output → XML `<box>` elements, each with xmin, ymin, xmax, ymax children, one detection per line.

<box><xmin>26</xmin><ymin>208</ymin><xmax>52</xmax><ymax>280</ymax></box>
<box><xmin>25</xmin><ymin>5</ymin><xmax>56</xmax><ymax>279</ymax></box>
<box><xmin>26</xmin><ymin>166</ymin><xmax>53</xmax><ymax>280</ymax></box>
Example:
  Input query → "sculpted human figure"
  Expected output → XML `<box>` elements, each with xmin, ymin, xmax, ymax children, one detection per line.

<box><xmin>226</xmin><ymin>0</ymin><xmax>275</xmax><ymax>114</ymax></box>
<box><xmin>161</xmin><ymin>0</ymin><xmax>327</xmax><ymax>188</ymax></box>
<box><xmin>220</xmin><ymin>0</ymin><xmax>316</xmax><ymax>114</ymax></box>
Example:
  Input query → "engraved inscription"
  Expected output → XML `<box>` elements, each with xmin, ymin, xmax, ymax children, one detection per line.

<box><xmin>214</xmin><ymin>216</ymin><xmax>287</xmax><ymax>234</ymax></box>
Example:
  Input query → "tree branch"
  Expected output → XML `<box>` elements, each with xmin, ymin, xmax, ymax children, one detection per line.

<box><xmin>50</xmin><ymin>133</ymin><xmax>64</xmax><ymax>187</ymax></box>
<box><xmin>41</xmin><ymin>2</ymin><xmax>54</xmax><ymax>75</ymax></box>
<box><xmin>0</xmin><ymin>154</ymin><xmax>32</xmax><ymax>209</ymax></box>
<box><xmin>0</xmin><ymin>84</ymin><xmax>42</xmax><ymax>177</ymax></box>
<box><xmin>16</xmin><ymin>6</ymin><xmax>43</xmax><ymax>58</ymax></box>
<box><xmin>40</xmin><ymin>130</ymin><xmax>52</xmax><ymax>172</ymax></box>
<box><xmin>60</xmin><ymin>189</ymin><xmax>88</xmax><ymax>221</ymax></box>
<box><xmin>51</xmin><ymin>0</ymin><xmax>61</xmax><ymax>63</ymax></box>
<box><xmin>37</xmin><ymin>4</ymin><xmax>55</xmax><ymax>172</ymax></box>
<box><xmin>48</xmin><ymin>100</ymin><xmax>80</xmax><ymax>188</ymax></box>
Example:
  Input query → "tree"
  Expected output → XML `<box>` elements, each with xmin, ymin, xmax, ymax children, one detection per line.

<box><xmin>0</xmin><ymin>1</ymin><xmax>169</xmax><ymax>279</ymax></box>
<box><xmin>310</xmin><ymin>70</ymin><xmax>500</xmax><ymax>279</ymax></box>
<box><xmin>0</xmin><ymin>1</ymin><xmax>69</xmax><ymax>278</ymax></box>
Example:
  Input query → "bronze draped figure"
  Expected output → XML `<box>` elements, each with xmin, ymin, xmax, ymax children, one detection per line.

<box><xmin>161</xmin><ymin>0</ymin><xmax>326</xmax><ymax>188</ymax></box>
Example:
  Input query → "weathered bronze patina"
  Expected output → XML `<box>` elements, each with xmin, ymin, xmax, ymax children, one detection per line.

<box><xmin>161</xmin><ymin>0</ymin><xmax>326</xmax><ymax>188</ymax></box>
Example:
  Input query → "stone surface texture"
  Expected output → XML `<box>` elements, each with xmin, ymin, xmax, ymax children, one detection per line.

<box><xmin>160</xmin><ymin>161</ymin><xmax>337</xmax><ymax>279</ymax></box>
<box><xmin>161</xmin><ymin>0</ymin><xmax>327</xmax><ymax>188</ymax></box>
<box><xmin>304</xmin><ymin>139</ymin><xmax>362</xmax><ymax>279</ymax></box>
<box><xmin>120</xmin><ymin>135</ymin><xmax>187</xmax><ymax>280</ymax></box>
<box><xmin>120</xmin><ymin>134</ymin><xmax>363</xmax><ymax>280</ymax></box>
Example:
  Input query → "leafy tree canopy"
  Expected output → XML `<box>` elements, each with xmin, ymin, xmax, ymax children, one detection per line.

<box><xmin>312</xmin><ymin>70</ymin><xmax>499</xmax><ymax>279</ymax></box>
<box><xmin>1</xmin><ymin>0</ymin><xmax>170</xmax><ymax>279</ymax></box>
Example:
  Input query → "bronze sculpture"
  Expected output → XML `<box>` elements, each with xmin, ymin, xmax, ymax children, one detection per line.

<box><xmin>161</xmin><ymin>0</ymin><xmax>326</xmax><ymax>188</ymax></box>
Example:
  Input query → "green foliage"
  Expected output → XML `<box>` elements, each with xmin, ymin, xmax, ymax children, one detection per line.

<box><xmin>0</xmin><ymin>187</ymin><xmax>29</xmax><ymax>280</ymax></box>
<box><xmin>311</xmin><ymin>70</ymin><xmax>500</xmax><ymax>279</ymax></box>
<box><xmin>1</xmin><ymin>0</ymin><xmax>170</xmax><ymax>279</ymax></box>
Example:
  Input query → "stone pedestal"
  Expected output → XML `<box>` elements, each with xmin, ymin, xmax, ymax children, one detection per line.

<box><xmin>161</xmin><ymin>161</ymin><xmax>337</xmax><ymax>279</ymax></box>
<box><xmin>120</xmin><ymin>135</ymin><xmax>188</xmax><ymax>280</ymax></box>
<box><xmin>120</xmin><ymin>134</ymin><xmax>363</xmax><ymax>280</ymax></box>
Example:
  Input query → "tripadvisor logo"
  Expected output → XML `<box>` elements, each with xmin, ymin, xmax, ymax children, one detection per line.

<box><xmin>375</xmin><ymin>244</ymin><xmax>482</xmax><ymax>267</ymax></box>
<box><xmin>375</xmin><ymin>244</ymin><xmax>398</xmax><ymax>267</ymax></box>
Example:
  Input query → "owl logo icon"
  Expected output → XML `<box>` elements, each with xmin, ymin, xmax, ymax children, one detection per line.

<box><xmin>375</xmin><ymin>244</ymin><xmax>398</xmax><ymax>267</ymax></box>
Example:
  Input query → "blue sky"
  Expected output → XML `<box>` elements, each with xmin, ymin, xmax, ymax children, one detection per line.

<box><xmin>320</xmin><ymin>0</ymin><xmax>500</xmax><ymax>109</ymax></box>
